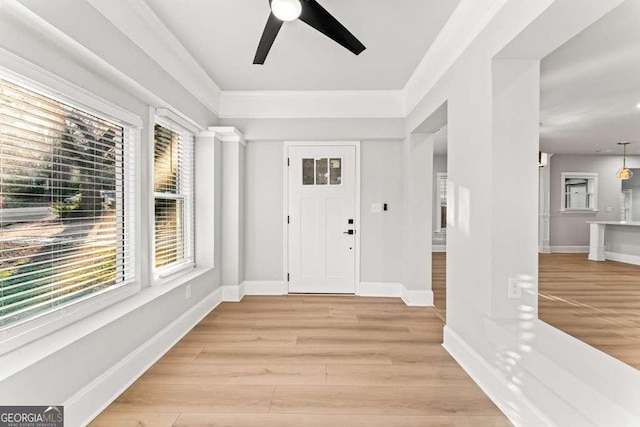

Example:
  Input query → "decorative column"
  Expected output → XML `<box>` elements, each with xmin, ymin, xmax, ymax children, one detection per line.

<box><xmin>209</xmin><ymin>126</ymin><xmax>246</xmax><ymax>301</ymax></box>
<box><xmin>490</xmin><ymin>59</ymin><xmax>540</xmax><ymax>319</ymax></box>
<box><xmin>402</xmin><ymin>133</ymin><xmax>434</xmax><ymax>306</ymax></box>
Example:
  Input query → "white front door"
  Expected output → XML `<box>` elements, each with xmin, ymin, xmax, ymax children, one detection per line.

<box><xmin>287</xmin><ymin>145</ymin><xmax>357</xmax><ymax>294</ymax></box>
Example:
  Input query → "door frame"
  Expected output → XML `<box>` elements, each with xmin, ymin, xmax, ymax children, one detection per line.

<box><xmin>282</xmin><ymin>141</ymin><xmax>361</xmax><ymax>295</ymax></box>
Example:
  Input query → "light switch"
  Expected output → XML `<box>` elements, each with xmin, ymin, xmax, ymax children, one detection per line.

<box><xmin>606</xmin><ymin>206</ymin><xmax>613</xmax><ymax>213</ymax></box>
<box><xmin>371</xmin><ymin>203</ymin><xmax>382</xmax><ymax>213</ymax></box>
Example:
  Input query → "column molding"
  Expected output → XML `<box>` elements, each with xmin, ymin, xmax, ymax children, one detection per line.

<box><xmin>207</xmin><ymin>126</ymin><xmax>246</xmax><ymax>299</ymax></box>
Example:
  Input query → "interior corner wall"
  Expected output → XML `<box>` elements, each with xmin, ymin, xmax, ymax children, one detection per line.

<box><xmin>242</xmin><ymin>138</ymin><xmax>405</xmax><ymax>286</ymax></box>
<box><xmin>549</xmin><ymin>154</ymin><xmax>640</xmax><ymax>248</ymax></box>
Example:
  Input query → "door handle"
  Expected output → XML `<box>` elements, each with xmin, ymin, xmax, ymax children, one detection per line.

<box><xmin>343</xmin><ymin>230</ymin><xmax>355</xmax><ymax>235</ymax></box>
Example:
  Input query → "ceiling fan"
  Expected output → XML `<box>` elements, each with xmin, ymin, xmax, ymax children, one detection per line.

<box><xmin>254</xmin><ymin>0</ymin><xmax>366</xmax><ymax>64</ymax></box>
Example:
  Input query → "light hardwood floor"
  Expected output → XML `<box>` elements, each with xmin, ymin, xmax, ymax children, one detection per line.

<box><xmin>538</xmin><ymin>253</ymin><xmax>640</xmax><ymax>369</ymax></box>
<box><xmin>91</xmin><ymin>296</ymin><xmax>511</xmax><ymax>427</ymax></box>
<box><xmin>431</xmin><ymin>252</ymin><xmax>640</xmax><ymax>370</ymax></box>
<box><xmin>433</xmin><ymin>252</ymin><xmax>446</xmax><ymax>321</ymax></box>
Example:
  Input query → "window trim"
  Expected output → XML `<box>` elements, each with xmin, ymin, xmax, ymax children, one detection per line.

<box><xmin>0</xmin><ymin>66</ymin><xmax>141</xmax><ymax>356</ymax></box>
<box><xmin>436</xmin><ymin>172</ymin><xmax>448</xmax><ymax>233</ymax></box>
<box><xmin>560</xmin><ymin>172</ymin><xmax>599</xmax><ymax>212</ymax></box>
<box><xmin>151</xmin><ymin>114</ymin><xmax>196</xmax><ymax>281</ymax></box>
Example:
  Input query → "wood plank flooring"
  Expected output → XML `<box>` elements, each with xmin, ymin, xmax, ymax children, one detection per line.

<box><xmin>91</xmin><ymin>296</ymin><xmax>510</xmax><ymax>427</ymax></box>
<box><xmin>433</xmin><ymin>252</ymin><xmax>446</xmax><ymax>321</ymax></box>
<box><xmin>432</xmin><ymin>252</ymin><xmax>640</xmax><ymax>369</ymax></box>
<box><xmin>538</xmin><ymin>253</ymin><xmax>640</xmax><ymax>369</ymax></box>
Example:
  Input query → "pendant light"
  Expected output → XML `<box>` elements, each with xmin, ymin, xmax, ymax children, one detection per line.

<box><xmin>617</xmin><ymin>142</ymin><xmax>633</xmax><ymax>180</ymax></box>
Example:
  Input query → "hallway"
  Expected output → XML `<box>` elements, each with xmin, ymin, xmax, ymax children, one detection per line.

<box><xmin>91</xmin><ymin>296</ymin><xmax>510</xmax><ymax>426</ymax></box>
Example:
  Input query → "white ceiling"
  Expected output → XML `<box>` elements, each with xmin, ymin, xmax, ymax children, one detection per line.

<box><xmin>540</xmin><ymin>0</ymin><xmax>640</xmax><ymax>155</ymax></box>
<box><xmin>144</xmin><ymin>0</ymin><xmax>461</xmax><ymax>91</ymax></box>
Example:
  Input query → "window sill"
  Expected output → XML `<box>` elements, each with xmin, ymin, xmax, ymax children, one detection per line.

<box><xmin>154</xmin><ymin>262</ymin><xmax>196</xmax><ymax>283</ymax></box>
<box><xmin>559</xmin><ymin>209</ymin><xmax>599</xmax><ymax>213</ymax></box>
<box><xmin>0</xmin><ymin>265</ymin><xmax>214</xmax><ymax>382</ymax></box>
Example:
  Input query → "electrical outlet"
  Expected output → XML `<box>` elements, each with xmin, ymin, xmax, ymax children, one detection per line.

<box><xmin>186</xmin><ymin>284</ymin><xmax>192</xmax><ymax>299</ymax></box>
<box><xmin>508</xmin><ymin>278</ymin><xmax>523</xmax><ymax>299</ymax></box>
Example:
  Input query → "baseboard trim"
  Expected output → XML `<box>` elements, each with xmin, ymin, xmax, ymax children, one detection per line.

<box><xmin>432</xmin><ymin>244</ymin><xmax>446</xmax><ymax>253</ymax></box>
<box><xmin>234</xmin><ymin>280</ymin><xmax>434</xmax><ymax>307</ymax></box>
<box><xmin>358</xmin><ymin>282</ymin><xmax>433</xmax><ymax>307</ymax></box>
<box><xmin>604</xmin><ymin>251</ymin><xmax>640</xmax><ymax>266</ymax></box>
<box><xmin>358</xmin><ymin>282</ymin><xmax>402</xmax><ymax>298</ymax></box>
<box><xmin>550</xmin><ymin>246</ymin><xmax>589</xmax><ymax>253</ymax></box>
<box><xmin>65</xmin><ymin>287</ymin><xmax>223</xmax><ymax>427</ymax></box>
<box><xmin>221</xmin><ymin>283</ymin><xmax>245</xmax><ymax>302</ymax></box>
<box><xmin>242</xmin><ymin>281</ymin><xmax>288</xmax><ymax>295</ymax></box>
<box><xmin>443</xmin><ymin>325</ymin><xmax>553</xmax><ymax>427</ymax></box>
<box><xmin>401</xmin><ymin>287</ymin><xmax>434</xmax><ymax>307</ymax></box>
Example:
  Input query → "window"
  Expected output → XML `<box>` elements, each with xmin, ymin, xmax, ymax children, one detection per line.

<box><xmin>561</xmin><ymin>172</ymin><xmax>598</xmax><ymax>211</ymax></box>
<box><xmin>302</xmin><ymin>157</ymin><xmax>342</xmax><ymax>186</ymax></box>
<box><xmin>153</xmin><ymin>118</ymin><xmax>194</xmax><ymax>277</ymax></box>
<box><xmin>436</xmin><ymin>173</ymin><xmax>448</xmax><ymax>232</ymax></box>
<box><xmin>0</xmin><ymin>78</ymin><xmax>134</xmax><ymax>329</ymax></box>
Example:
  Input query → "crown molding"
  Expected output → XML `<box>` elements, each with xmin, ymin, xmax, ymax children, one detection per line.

<box><xmin>403</xmin><ymin>0</ymin><xmax>510</xmax><ymax>115</ymax></box>
<box><xmin>215</xmin><ymin>1</ymin><xmax>511</xmax><ymax>120</ymax></box>
<box><xmin>219</xmin><ymin>90</ymin><xmax>405</xmax><ymax>119</ymax></box>
<box><xmin>8</xmin><ymin>0</ymin><xmax>513</xmax><ymax>122</ymax></box>
<box><xmin>86</xmin><ymin>0</ymin><xmax>221</xmax><ymax>116</ymax></box>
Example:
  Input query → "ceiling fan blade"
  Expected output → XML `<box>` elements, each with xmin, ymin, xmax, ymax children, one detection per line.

<box><xmin>254</xmin><ymin>12</ymin><xmax>283</xmax><ymax>64</ymax></box>
<box><xmin>299</xmin><ymin>0</ymin><xmax>366</xmax><ymax>56</ymax></box>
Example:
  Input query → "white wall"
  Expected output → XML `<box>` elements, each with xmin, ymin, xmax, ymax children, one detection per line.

<box><xmin>406</xmin><ymin>0</ymin><xmax>639</xmax><ymax>425</ymax></box>
<box><xmin>550</xmin><ymin>155</ymin><xmax>640</xmax><ymax>248</ymax></box>
<box><xmin>360</xmin><ymin>140</ymin><xmax>405</xmax><ymax>283</ymax></box>
<box><xmin>244</xmin><ymin>141</ymin><xmax>284</xmax><ymax>281</ymax></box>
<box><xmin>0</xmin><ymin>2</ymin><xmax>222</xmax><ymax>425</ymax></box>
<box><xmin>242</xmin><ymin>139</ymin><xmax>405</xmax><ymax>285</ymax></box>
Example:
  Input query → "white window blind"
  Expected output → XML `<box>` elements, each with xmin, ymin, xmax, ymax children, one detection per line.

<box><xmin>437</xmin><ymin>173</ymin><xmax>448</xmax><ymax>232</ymax></box>
<box><xmin>0</xmin><ymin>78</ymin><xmax>134</xmax><ymax>329</ymax></box>
<box><xmin>439</xmin><ymin>174</ymin><xmax>448</xmax><ymax>204</ymax></box>
<box><xmin>153</xmin><ymin>118</ymin><xmax>194</xmax><ymax>276</ymax></box>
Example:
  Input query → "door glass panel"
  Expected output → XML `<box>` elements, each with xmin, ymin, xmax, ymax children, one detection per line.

<box><xmin>315</xmin><ymin>158</ymin><xmax>328</xmax><ymax>185</ymax></box>
<box><xmin>302</xmin><ymin>157</ymin><xmax>343</xmax><ymax>186</ymax></box>
<box><xmin>330</xmin><ymin>158</ymin><xmax>342</xmax><ymax>185</ymax></box>
<box><xmin>302</xmin><ymin>158</ymin><xmax>315</xmax><ymax>185</ymax></box>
